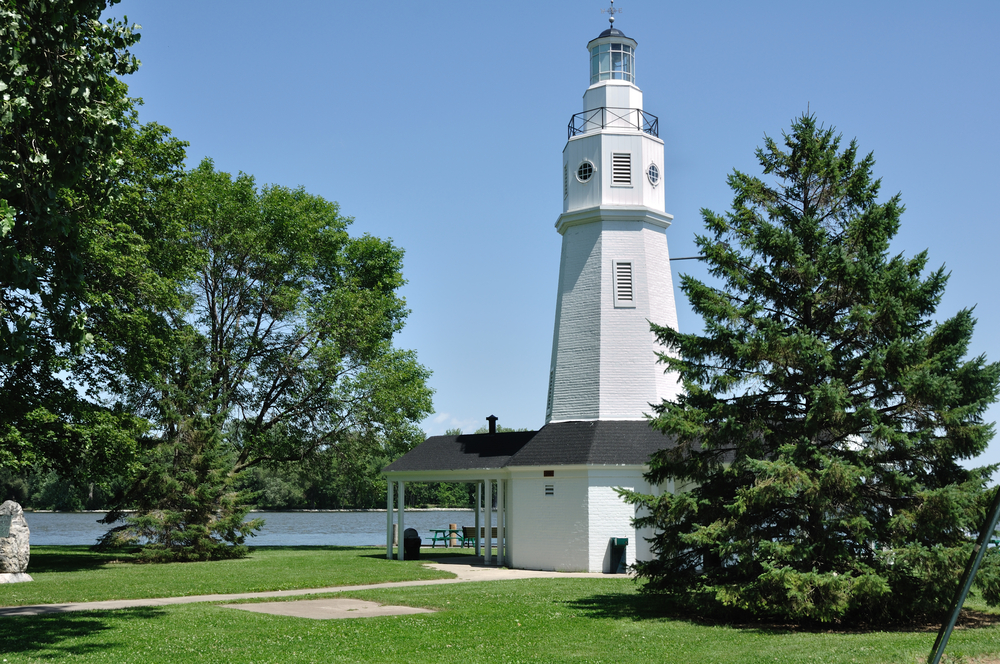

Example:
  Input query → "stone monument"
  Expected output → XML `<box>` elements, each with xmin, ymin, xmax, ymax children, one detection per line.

<box><xmin>0</xmin><ymin>500</ymin><xmax>32</xmax><ymax>583</ymax></box>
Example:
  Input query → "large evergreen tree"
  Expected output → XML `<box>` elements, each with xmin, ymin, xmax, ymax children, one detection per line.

<box><xmin>97</xmin><ymin>334</ymin><xmax>263</xmax><ymax>561</ymax></box>
<box><xmin>628</xmin><ymin>116</ymin><xmax>1000</xmax><ymax>624</ymax></box>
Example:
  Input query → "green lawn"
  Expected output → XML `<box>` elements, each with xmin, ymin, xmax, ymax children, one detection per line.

<box><xmin>0</xmin><ymin>546</ymin><xmax>456</xmax><ymax>605</ymax></box>
<box><xmin>2</xmin><ymin>547</ymin><xmax>1000</xmax><ymax>663</ymax></box>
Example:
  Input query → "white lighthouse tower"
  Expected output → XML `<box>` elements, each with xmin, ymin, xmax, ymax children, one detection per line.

<box><xmin>546</xmin><ymin>17</ymin><xmax>682</xmax><ymax>423</ymax></box>
<box><xmin>385</xmin><ymin>12</ymin><xmax>680</xmax><ymax>573</ymax></box>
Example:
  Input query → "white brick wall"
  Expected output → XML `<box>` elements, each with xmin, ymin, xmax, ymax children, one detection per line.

<box><xmin>548</xmin><ymin>217</ymin><xmax>681</xmax><ymax>422</ymax></box>
<box><xmin>632</xmin><ymin>475</ymin><xmax>665</xmax><ymax>563</ymax></box>
<box><xmin>588</xmin><ymin>484</ymin><xmax>634</xmax><ymax>572</ymax></box>
<box><xmin>587</xmin><ymin>467</ymin><xmax>647</xmax><ymax>573</ymax></box>
<box><xmin>599</xmin><ymin>222</ymin><xmax>678</xmax><ymax>419</ymax></box>
<box><xmin>508</xmin><ymin>466</ymin><xmax>656</xmax><ymax>573</ymax></box>
<box><xmin>508</xmin><ymin>467</ymin><xmax>590</xmax><ymax>571</ymax></box>
<box><xmin>548</xmin><ymin>223</ymin><xmax>602</xmax><ymax>421</ymax></box>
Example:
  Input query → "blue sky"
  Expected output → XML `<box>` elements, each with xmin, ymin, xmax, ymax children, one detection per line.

<box><xmin>109</xmin><ymin>1</ymin><xmax>1000</xmax><ymax>468</ymax></box>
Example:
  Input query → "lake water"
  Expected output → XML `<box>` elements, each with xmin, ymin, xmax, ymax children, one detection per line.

<box><xmin>23</xmin><ymin>510</ymin><xmax>477</xmax><ymax>547</ymax></box>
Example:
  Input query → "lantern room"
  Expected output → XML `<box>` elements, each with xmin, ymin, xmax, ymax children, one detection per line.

<box><xmin>588</xmin><ymin>28</ymin><xmax>637</xmax><ymax>84</ymax></box>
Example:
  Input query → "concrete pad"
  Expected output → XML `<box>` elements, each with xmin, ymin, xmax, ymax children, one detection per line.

<box><xmin>421</xmin><ymin>559</ymin><xmax>617</xmax><ymax>581</ymax></box>
<box><xmin>220</xmin><ymin>598</ymin><xmax>435</xmax><ymax>620</ymax></box>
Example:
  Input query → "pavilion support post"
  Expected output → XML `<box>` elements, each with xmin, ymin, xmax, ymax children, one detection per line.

<box><xmin>474</xmin><ymin>482</ymin><xmax>481</xmax><ymax>557</ymax></box>
<box><xmin>397</xmin><ymin>480</ymin><xmax>405</xmax><ymax>561</ymax></box>
<box><xmin>497</xmin><ymin>478</ymin><xmax>506</xmax><ymax>566</ymax></box>
<box><xmin>492</xmin><ymin>478</ymin><xmax>496</xmax><ymax>563</ymax></box>
<box><xmin>385</xmin><ymin>480</ymin><xmax>394</xmax><ymax>559</ymax></box>
<box><xmin>485</xmin><ymin>479</ymin><xmax>493</xmax><ymax>565</ymax></box>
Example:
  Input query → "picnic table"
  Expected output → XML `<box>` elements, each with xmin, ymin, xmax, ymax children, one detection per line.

<box><xmin>428</xmin><ymin>528</ymin><xmax>464</xmax><ymax>548</ymax></box>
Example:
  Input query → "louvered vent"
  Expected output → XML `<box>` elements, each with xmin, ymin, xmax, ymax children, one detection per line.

<box><xmin>612</xmin><ymin>152</ymin><xmax>631</xmax><ymax>184</ymax></box>
<box><xmin>615</xmin><ymin>261</ymin><xmax>633</xmax><ymax>304</ymax></box>
<box><xmin>563</xmin><ymin>164</ymin><xmax>568</xmax><ymax>198</ymax></box>
<box><xmin>545</xmin><ymin>484</ymin><xmax>554</xmax><ymax>497</ymax></box>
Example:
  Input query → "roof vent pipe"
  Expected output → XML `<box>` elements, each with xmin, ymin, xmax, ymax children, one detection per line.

<box><xmin>486</xmin><ymin>415</ymin><xmax>498</xmax><ymax>435</ymax></box>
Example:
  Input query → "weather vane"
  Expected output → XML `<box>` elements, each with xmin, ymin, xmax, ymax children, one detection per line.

<box><xmin>602</xmin><ymin>0</ymin><xmax>622</xmax><ymax>27</ymax></box>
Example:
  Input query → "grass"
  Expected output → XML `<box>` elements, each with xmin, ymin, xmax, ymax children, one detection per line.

<box><xmin>3</xmin><ymin>547</ymin><xmax>1000</xmax><ymax>663</ymax></box>
<box><xmin>0</xmin><ymin>545</ymin><xmax>456</xmax><ymax>605</ymax></box>
<box><xmin>4</xmin><ymin>579</ymin><xmax>1000</xmax><ymax>663</ymax></box>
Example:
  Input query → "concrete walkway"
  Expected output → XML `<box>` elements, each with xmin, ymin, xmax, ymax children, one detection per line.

<box><xmin>0</xmin><ymin>558</ymin><xmax>621</xmax><ymax>618</ymax></box>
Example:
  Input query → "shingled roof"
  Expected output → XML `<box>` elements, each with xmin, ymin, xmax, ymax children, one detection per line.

<box><xmin>383</xmin><ymin>420</ymin><xmax>676</xmax><ymax>474</ymax></box>
<box><xmin>382</xmin><ymin>430</ymin><xmax>535</xmax><ymax>473</ymax></box>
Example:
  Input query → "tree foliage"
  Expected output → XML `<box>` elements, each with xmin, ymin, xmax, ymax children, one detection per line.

<box><xmin>97</xmin><ymin>419</ymin><xmax>263</xmax><ymax>562</ymax></box>
<box><xmin>79</xmin><ymin>120</ymin><xmax>192</xmax><ymax>392</ymax></box>
<box><xmin>101</xmin><ymin>160</ymin><xmax>433</xmax><ymax>558</ymax></box>
<box><xmin>96</xmin><ymin>327</ymin><xmax>263</xmax><ymax>561</ymax></box>
<box><xmin>151</xmin><ymin>160</ymin><xmax>433</xmax><ymax>472</ymax></box>
<box><xmin>0</xmin><ymin>2</ymin><xmax>162</xmax><ymax>482</ymax></box>
<box><xmin>0</xmin><ymin>0</ymin><xmax>139</xmax><ymax>358</ymax></box>
<box><xmin>627</xmin><ymin>116</ymin><xmax>1000</xmax><ymax>624</ymax></box>
<box><xmin>0</xmin><ymin>4</ymin><xmax>432</xmax><ymax>554</ymax></box>
<box><xmin>0</xmin><ymin>120</ymin><xmax>187</xmax><ymax>486</ymax></box>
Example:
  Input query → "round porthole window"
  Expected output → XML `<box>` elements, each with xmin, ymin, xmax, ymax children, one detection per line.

<box><xmin>576</xmin><ymin>160</ymin><xmax>594</xmax><ymax>183</ymax></box>
<box><xmin>647</xmin><ymin>163</ymin><xmax>660</xmax><ymax>186</ymax></box>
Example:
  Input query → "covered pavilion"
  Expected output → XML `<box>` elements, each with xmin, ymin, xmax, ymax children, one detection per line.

<box><xmin>382</xmin><ymin>419</ymin><xmax>676</xmax><ymax>572</ymax></box>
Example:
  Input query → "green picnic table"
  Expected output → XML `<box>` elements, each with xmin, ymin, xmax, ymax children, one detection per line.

<box><xmin>428</xmin><ymin>528</ymin><xmax>464</xmax><ymax>548</ymax></box>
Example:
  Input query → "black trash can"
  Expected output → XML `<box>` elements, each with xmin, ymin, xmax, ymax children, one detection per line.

<box><xmin>403</xmin><ymin>528</ymin><xmax>421</xmax><ymax>560</ymax></box>
<box><xmin>609</xmin><ymin>537</ymin><xmax>628</xmax><ymax>574</ymax></box>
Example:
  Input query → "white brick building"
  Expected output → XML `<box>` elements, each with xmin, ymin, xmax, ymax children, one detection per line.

<box><xmin>383</xmin><ymin>19</ymin><xmax>680</xmax><ymax>573</ymax></box>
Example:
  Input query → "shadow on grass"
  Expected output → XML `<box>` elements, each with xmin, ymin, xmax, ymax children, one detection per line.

<box><xmin>564</xmin><ymin>592</ymin><xmax>832</xmax><ymax>635</ymax></box>
<box><xmin>421</xmin><ymin>551</ymin><xmax>480</xmax><ymax>559</ymax></box>
<box><xmin>566</xmin><ymin>592</ymin><xmax>1000</xmax><ymax>635</ymax></box>
<box><xmin>563</xmin><ymin>591</ymin><xmax>689</xmax><ymax>623</ymax></box>
<box><xmin>357</xmin><ymin>549</ymin><xmax>479</xmax><ymax>561</ymax></box>
<box><xmin>28</xmin><ymin>546</ymin><xmax>139</xmax><ymax>574</ymax></box>
<box><xmin>247</xmin><ymin>545</ymin><xmax>362</xmax><ymax>552</ymax></box>
<box><xmin>30</xmin><ymin>545</ymin><xmax>384</xmax><ymax>574</ymax></box>
<box><xmin>0</xmin><ymin>607</ymin><xmax>165</xmax><ymax>658</ymax></box>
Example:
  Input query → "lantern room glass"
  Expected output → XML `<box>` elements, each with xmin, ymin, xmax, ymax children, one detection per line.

<box><xmin>590</xmin><ymin>42</ymin><xmax>634</xmax><ymax>84</ymax></box>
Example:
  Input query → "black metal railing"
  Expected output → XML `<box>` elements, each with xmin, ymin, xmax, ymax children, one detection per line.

<box><xmin>567</xmin><ymin>107</ymin><xmax>659</xmax><ymax>139</ymax></box>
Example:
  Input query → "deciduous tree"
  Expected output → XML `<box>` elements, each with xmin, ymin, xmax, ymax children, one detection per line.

<box><xmin>101</xmin><ymin>161</ymin><xmax>433</xmax><ymax>558</ymax></box>
<box><xmin>0</xmin><ymin>0</ymin><xmax>139</xmax><ymax>359</ymax></box>
<box><xmin>0</xmin><ymin>2</ymin><xmax>156</xmax><ymax>480</ymax></box>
